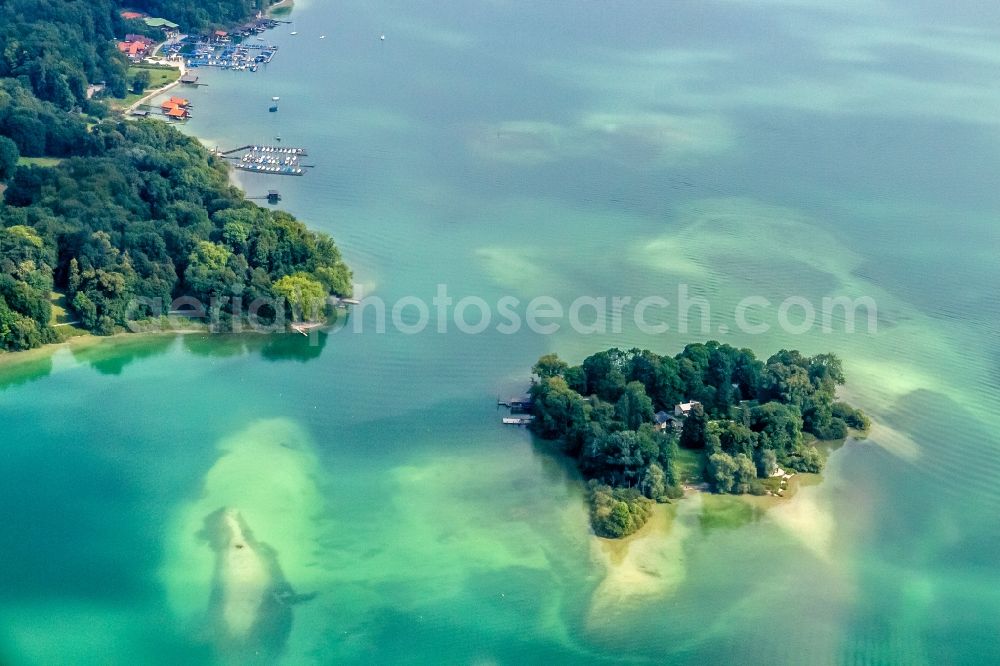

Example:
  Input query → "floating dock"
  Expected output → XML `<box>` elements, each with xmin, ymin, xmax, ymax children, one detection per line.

<box><xmin>251</xmin><ymin>144</ymin><xmax>306</xmax><ymax>155</ymax></box>
<box><xmin>234</xmin><ymin>163</ymin><xmax>304</xmax><ymax>176</ymax></box>
<box><xmin>218</xmin><ymin>144</ymin><xmax>307</xmax><ymax>156</ymax></box>
<box><xmin>498</xmin><ymin>395</ymin><xmax>534</xmax><ymax>412</ymax></box>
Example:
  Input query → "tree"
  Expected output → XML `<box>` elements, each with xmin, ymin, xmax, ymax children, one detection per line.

<box><xmin>184</xmin><ymin>241</ymin><xmax>241</xmax><ymax>298</ymax></box>
<box><xmin>0</xmin><ymin>136</ymin><xmax>18</xmax><ymax>180</ymax></box>
<box><xmin>271</xmin><ymin>272</ymin><xmax>326</xmax><ymax>322</ymax></box>
<box><xmin>615</xmin><ymin>381</ymin><xmax>654</xmax><ymax>431</ymax></box>
<box><xmin>564</xmin><ymin>365</ymin><xmax>586</xmax><ymax>394</ymax></box>
<box><xmin>755</xmin><ymin>448</ymin><xmax>777</xmax><ymax>478</ymax></box>
<box><xmin>640</xmin><ymin>463</ymin><xmax>666</xmax><ymax>500</ymax></box>
<box><xmin>131</xmin><ymin>69</ymin><xmax>151</xmax><ymax>94</ymax></box>
<box><xmin>713</xmin><ymin>420</ymin><xmax>757</xmax><ymax>457</ymax></box>
<box><xmin>530</xmin><ymin>376</ymin><xmax>591</xmax><ymax>448</ymax></box>
<box><xmin>733</xmin><ymin>453</ymin><xmax>757</xmax><ymax>494</ymax></box>
<box><xmin>707</xmin><ymin>452</ymin><xmax>738</xmax><ymax>493</ymax></box>
<box><xmin>787</xmin><ymin>445</ymin><xmax>824</xmax><ymax>473</ymax></box>
<box><xmin>750</xmin><ymin>401</ymin><xmax>803</xmax><ymax>458</ymax></box>
<box><xmin>533</xmin><ymin>353</ymin><xmax>568</xmax><ymax>379</ymax></box>
<box><xmin>582</xmin><ymin>349</ymin><xmax>627</xmax><ymax>401</ymax></box>
<box><xmin>72</xmin><ymin>291</ymin><xmax>98</xmax><ymax>329</ymax></box>
<box><xmin>588</xmin><ymin>481</ymin><xmax>653</xmax><ymax>538</ymax></box>
<box><xmin>651</xmin><ymin>356</ymin><xmax>684</xmax><ymax>410</ymax></box>
<box><xmin>313</xmin><ymin>263</ymin><xmax>352</xmax><ymax>298</ymax></box>
<box><xmin>833</xmin><ymin>402</ymin><xmax>870</xmax><ymax>431</ymax></box>
<box><xmin>680</xmin><ymin>403</ymin><xmax>708</xmax><ymax>449</ymax></box>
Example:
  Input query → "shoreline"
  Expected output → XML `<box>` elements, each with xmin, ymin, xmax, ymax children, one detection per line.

<box><xmin>124</xmin><ymin>62</ymin><xmax>186</xmax><ymax>115</ymax></box>
<box><xmin>0</xmin><ymin>327</ymin><xmax>210</xmax><ymax>370</ymax></box>
<box><xmin>267</xmin><ymin>0</ymin><xmax>295</xmax><ymax>16</ymax></box>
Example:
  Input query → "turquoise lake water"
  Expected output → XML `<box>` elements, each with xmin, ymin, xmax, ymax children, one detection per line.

<box><xmin>2</xmin><ymin>0</ymin><xmax>999</xmax><ymax>663</ymax></box>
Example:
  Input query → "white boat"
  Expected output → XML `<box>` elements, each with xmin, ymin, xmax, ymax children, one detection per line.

<box><xmin>290</xmin><ymin>31</ymin><xmax>297</xmax><ymax>35</ymax></box>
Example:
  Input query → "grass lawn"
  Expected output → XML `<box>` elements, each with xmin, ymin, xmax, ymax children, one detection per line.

<box><xmin>114</xmin><ymin>64</ymin><xmax>181</xmax><ymax>108</ymax></box>
<box><xmin>674</xmin><ymin>447</ymin><xmax>705</xmax><ymax>484</ymax></box>
<box><xmin>49</xmin><ymin>292</ymin><xmax>87</xmax><ymax>338</ymax></box>
<box><xmin>17</xmin><ymin>157</ymin><xmax>63</xmax><ymax>167</ymax></box>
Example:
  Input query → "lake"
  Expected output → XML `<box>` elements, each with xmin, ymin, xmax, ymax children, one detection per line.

<box><xmin>1</xmin><ymin>0</ymin><xmax>999</xmax><ymax>663</ymax></box>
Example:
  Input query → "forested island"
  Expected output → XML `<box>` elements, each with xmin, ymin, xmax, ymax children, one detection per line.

<box><xmin>0</xmin><ymin>0</ymin><xmax>350</xmax><ymax>351</ymax></box>
<box><xmin>526</xmin><ymin>343</ymin><xmax>870</xmax><ymax>538</ymax></box>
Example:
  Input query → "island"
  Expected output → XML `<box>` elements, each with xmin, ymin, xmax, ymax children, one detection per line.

<box><xmin>0</xmin><ymin>0</ymin><xmax>349</xmax><ymax>352</ymax></box>
<box><xmin>523</xmin><ymin>343</ymin><xmax>870</xmax><ymax>538</ymax></box>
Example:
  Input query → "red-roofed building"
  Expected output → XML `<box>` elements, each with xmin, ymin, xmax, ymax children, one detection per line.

<box><xmin>117</xmin><ymin>38</ymin><xmax>152</xmax><ymax>60</ymax></box>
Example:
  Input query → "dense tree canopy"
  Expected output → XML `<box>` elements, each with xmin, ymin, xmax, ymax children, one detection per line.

<box><xmin>131</xmin><ymin>0</ymin><xmax>271</xmax><ymax>31</ymax></box>
<box><xmin>528</xmin><ymin>344</ymin><xmax>869</xmax><ymax>537</ymax></box>
<box><xmin>0</xmin><ymin>0</ymin><xmax>131</xmax><ymax>105</ymax></box>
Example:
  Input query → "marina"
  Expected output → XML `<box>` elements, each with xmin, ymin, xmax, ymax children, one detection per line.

<box><xmin>162</xmin><ymin>17</ymin><xmax>286</xmax><ymax>72</ymax></box>
<box><xmin>227</xmin><ymin>146</ymin><xmax>310</xmax><ymax>176</ymax></box>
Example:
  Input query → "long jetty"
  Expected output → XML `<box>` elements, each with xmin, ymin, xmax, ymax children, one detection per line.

<box><xmin>219</xmin><ymin>144</ymin><xmax>307</xmax><ymax>156</ymax></box>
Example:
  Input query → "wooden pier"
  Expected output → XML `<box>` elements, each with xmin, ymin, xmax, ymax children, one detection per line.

<box><xmin>498</xmin><ymin>396</ymin><xmax>534</xmax><ymax>412</ymax></box>
<box><xmin>246</xmin><ymin>190</ymin><xmax>282</xmax><ymax>204</ymax></box>
<box><xmin>499</xmin><ymin>394</ymin><xmax>534</xmax><ymax>425</ymax></box>
<box><xmin>290</xmin><ymin>321</ymin><xmax>323</xmax><ymax>336</ymax></box>
<box><xmin>234</xmin><ymin>163</ymin><xmax>304</xmax><ymax>176</ymax></box>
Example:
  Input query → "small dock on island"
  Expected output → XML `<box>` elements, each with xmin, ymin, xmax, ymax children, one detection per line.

<box><xmin>498</xmin><ymin>394</ymin><xmax>535</xmax><ymax>425</ymax></box>
<box><xmin>498</xmin><ymin>395</ymin><xmax>534</xmax><ymax>412</ymax></box>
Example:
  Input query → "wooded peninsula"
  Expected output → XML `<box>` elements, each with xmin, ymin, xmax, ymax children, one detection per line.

<box><xmin>0</xmin><ymin>0</ymin><xmax>351</xmax><ymax>351</ymax></box>
<box><xmin>526</xmin><ymin>343</ymin><xmax>870</xmax><ymax>538</ymax></box>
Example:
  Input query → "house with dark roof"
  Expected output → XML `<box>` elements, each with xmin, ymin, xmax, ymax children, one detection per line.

<box><xmin>654</xmin><ymin>411</ymin><xmax>674</xmax><ymax>431</ymax></box>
